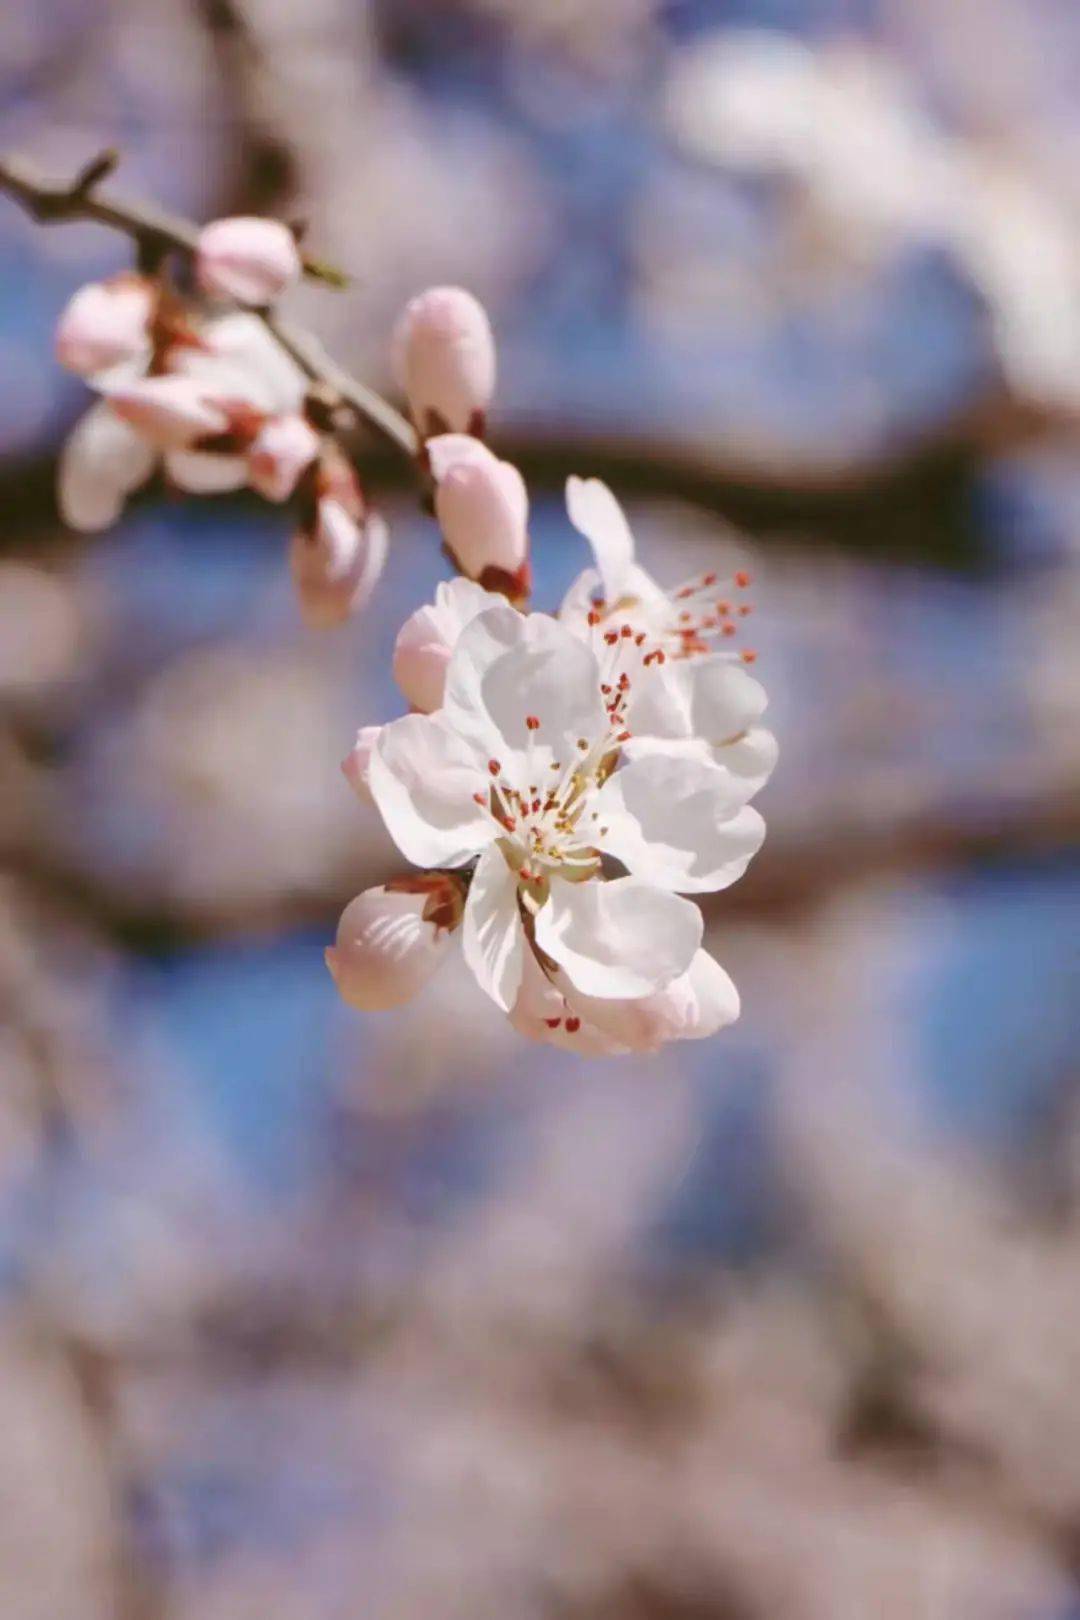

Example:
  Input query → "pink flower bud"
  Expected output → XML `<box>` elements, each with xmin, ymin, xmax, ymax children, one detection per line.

<box><xmin>196</xmin><ymin>216</ymin><xmax>302</xmax><ymax>306</ymax></box>
<box><xmin>291</xmin><ymin>500</ymin><xmax>388</xmax><ymax>628</ymax></box>
<box><xmin>55</xmin><ymin>274</ymin><xmax>154</xmax><ymax>380</ymax></box>
<box><xmin>247</xmin><ymin>413</ymin><xmax>321</xmax><ymax>502</ymax></box>
<box><xmin>392</xmin><ymin>286</ymin><xmax>496</xmax><ymax>437</ymax></box>
<box><xmin>391</xmin><ymin>577</ymin><xmax>496</xmax><ymax>712</ymax></box>
<box><xmin>341</xmin><ymin>724</ymin><xmax>382</xmax><ymax>803</ymax></box>
<box><xmin>105</xmin><ymin>375</ymin><xmax>233</xmax><ymax>450</ymax></box>
<box><xmin>427</xmin><ymin>434</ymin><xmax>529</xmax><ymax>595</ymax></box>
<box><xmin>326</xmin><ymin>880</ymin><xmax>459</xmax><ymax>1011</ymax></box>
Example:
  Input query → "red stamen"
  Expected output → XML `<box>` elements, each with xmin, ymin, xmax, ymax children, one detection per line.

<box><xmin>525</xmin><ymin>715</ymin><xmax>540</xmax><ymax>731</ymax></box>
<box><xmin>734</xmin><ymin>570</ymin><xmax>751</xmax><ymax>589</ymax></box>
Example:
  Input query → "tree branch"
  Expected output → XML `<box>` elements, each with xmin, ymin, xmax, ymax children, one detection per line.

<box><xmin>0</xmin><ymin>150</ymin><xmax>418</xmax><ymax>464</ymax></box>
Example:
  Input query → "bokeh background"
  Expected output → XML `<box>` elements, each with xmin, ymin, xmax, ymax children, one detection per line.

<box><xmin>1</xmin><ymin>2</ymin><xmax>1079</xmax><ymax>1616</ymax></box>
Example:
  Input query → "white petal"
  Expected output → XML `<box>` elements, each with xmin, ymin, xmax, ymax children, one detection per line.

<box><xmin>185</xmin><ymin>313</ymin><xmax>306</xmax><ymax>414</ymax></box>
<box><xmin>557</xmin><ymin>565</ymin><xmax>604</xmax><ymax>631</ymax></box>
<box><xmin>105</xmin><ymin>374</ymin><xmax>231</xmax><ymax>449</ymax></box>
<box><xmin>720</xmin><ymin>725</ymin><xmax>778</xmax><ymax>796</ymax></box>
<box><xmin>57</xmin><ymin>404</ymin><xmax>156</xmax><ymax>531</ymax></box>
<box><xmin>164</xmin><ymin>449</ymin><xmax>249</xmax><ymax>493</ymax></box>
<box><xmin>689</xmin><ymin>657</ymin><xmax>769</xmax><ymax>741</ymax></box>
<box><xmin>593</xmin><ymin>752</ymin><xmax>765</xmax><ymax>892</ymax></box>
<box><xmin>462</xmin><ymin>842</ymin><xmax>524</xmax><ymax>1011</ymax></box>
<box><xmin>509</xmin><ymin>948</ymin><xmax>629</xmax><ymax>1056</ymax></box>
<box><xmin>625</xmin><ymin>657</ymin><xmax>696</xmax><ymax>743</ymax></box>
<box><xmin>368</xmin><ymin>712</ymin><xmax>493</xmax><ymax>869</ymax></box>
<box><xmin>247</xmin><ymin>413</ymin><xmax>320</xmax><ymax>502</ymax></box>
<box><xmin>576</xmin><ymin>947</ymin><xmax>740</xmax><ymax>1048</ymax></box>
<box><xmin>341</xmin><ymin>724</ymin><xmax>382</xmax><ymax>803</ymax></box>
<box><xmin>566</xmin><ymin>477</ymin><xmax>636</xmax><ymax>602</ymax></box>
<box><xmin>443</xmin><ymin>605</ymin><xmax>606</xmax><ymax>770</ymax></box>
<box><xmin>534</xmin><ymin>875</ymin><xmax>702</xmax><ymax>999</ymax></box>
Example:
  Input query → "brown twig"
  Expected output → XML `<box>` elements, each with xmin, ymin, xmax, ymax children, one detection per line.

<box><xmin>0</xmin><ymin>150</ymin><xmax>418</xmax><ymax>464</ymax></box>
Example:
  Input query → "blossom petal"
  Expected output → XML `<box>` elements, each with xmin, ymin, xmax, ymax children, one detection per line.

<box><xmin>462</xmin><ymin>843</ymin><xmax>525</xmax><ymax>1011</ymax></box>
<box><xmin>557</xmin><ymin>565</ymin><xmax>603</xmax><ymax>630</ymax></box>
<box><xmin>577</xmin><ymin>947</ymin><xmax>740</xmax><ymax>1048</ymax></box>
<box><xmin>368</xmin><ymin>712</ymin><xmax>493</xmax><ymax>869</ymax></box>
<box><xmin>164</xmin><ymin>450</ymin><xmax>249</xmax><ymax>493</ymax></box>
<box><xmin>57</xmin><ymin>404</ymin><xmax>156</xmax><ymax>532</ymax></box>
<box><xmin>593</xmin><ymin>752</ymin><xmax>765</xmax><ymax>892</ymax></box>
<box><xmin>181</xmin><ymin>313</ymin><xmax>306</xmax><ymax>414</ymax></box>
<box><xmin>722</xmin><ymin>725</ymin><xmax>779</xmax><ymax>796</ymax></box>
<box><xmin>443</xmin><ymin>604</ymin><xmax>606</xmax><ymax>769</ymax></box>
<box><xmin>535</xmin><ymin>875</ymin><xmax>701</xmax><ymax>999</ymax></box>
<box><xmin>509</xmin><ymin>947</ymin><xmax>629</xmax><ymax>1056</ymax></box>
<box><xmin>566</xmin><ymin>477</ymin><xmax>635</xmax><ymax>601</ymax></box>
<box><xmin>689</xmin><ymin>657</ymin><xmax>769</xmax><ymax>740</ymax></box>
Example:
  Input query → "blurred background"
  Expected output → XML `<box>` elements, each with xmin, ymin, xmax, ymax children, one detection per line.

<box><xmin>1</xmin><ymin>2</ymin><xmax>1079</xmax><ymax>1616</ymax></box>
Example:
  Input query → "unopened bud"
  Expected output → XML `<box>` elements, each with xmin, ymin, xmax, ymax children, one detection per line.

<box><xmin>392</xmin><ymin>577</ymin><xmax>496</xmax><ymax>712</ymax></box>
<box><xmin>291</xmin><ymin>499</ymin><xmax>387</xmax><ymax>628</ymax></box>
<box><xmin>196</xmin><ymin>216</ymin><xmax>302</xmax><ymax>306</ymax></box>
<box><xmin>326</xmin><ymin>879</ymin><xmax>460</xmax><ymax>1011</ymax></box>
<box><xmin>55</xmin><ymin>274</ymin><xmax>154</xmax><ymax>380</ymax></box>
<box><xmin>248</xmin><ymin>413</ymin><xmax>322</xmax><ymax>502</ymax></box>
<box><xmin>427</xmin><ymin>434</ymin><xmax>529</xmax><ymax>596</ymax></box>
<box><xmin>392</xmin><ymin>286</ymin><xmax>495</xmax><ymax>437</ymax></box>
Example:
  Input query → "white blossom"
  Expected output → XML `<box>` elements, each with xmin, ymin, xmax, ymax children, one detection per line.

<box><xmin>364</xmin><ymin>604</ymin><xmax>764</xmax><ymax>1020</ymax></box>
<box><xmin>57</xmin><ymin>308</ymin><xmax>310</xmax><ymax>532</ymax></box>
<box><xmin>196</xmin><ymin>216</ymin><xmax>302</xmax><ymax>306</ymax></box>
<box><xmin>560</xmin><ymin>477</ymin><xmax>777</xmax><ymax>795</ymax></box>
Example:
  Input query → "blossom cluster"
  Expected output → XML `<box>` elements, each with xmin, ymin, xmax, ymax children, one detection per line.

<box><xmin>332</xmin><ymin>471</ymin><xmax>776</xmax><ymax>1056</ymax></box>
<box><xmin>52</xmin><ymin>204</ymin><xmax>774</xmax><ymax>1056</ymax></box>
